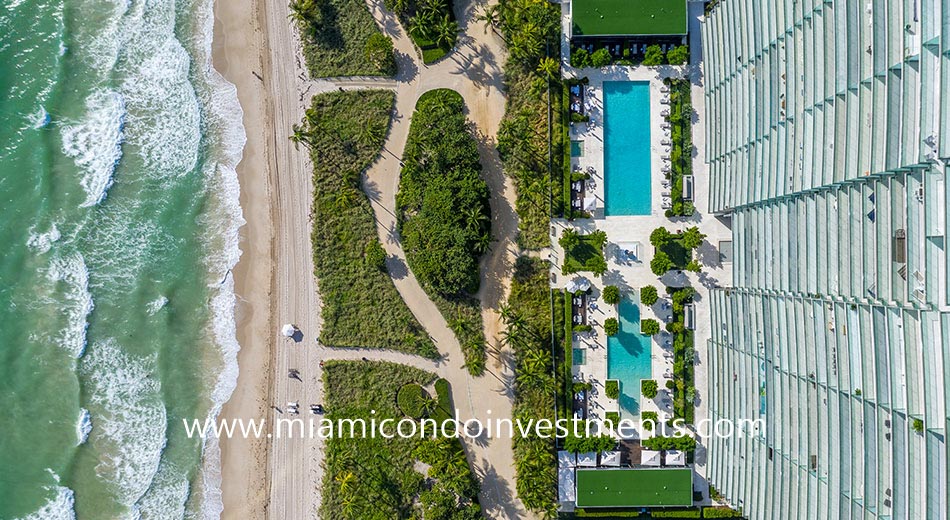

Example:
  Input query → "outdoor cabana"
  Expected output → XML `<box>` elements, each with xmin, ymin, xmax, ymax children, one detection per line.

<box><xmin>600</xmin><ymin>450</ymin><xmax>622</xmax><ymax>467</ymax></box>
<box><xmin>559</xmin><ymin>450</ymin><xmax>578</xmax><ymax>468</ymax></box>
<box><xmin>641</xmin><ymin>450</ymin><xmax>662</xmax><ymax>467</ymax></box>
<box><xmin>665</xmin><ymin>450</ymin><xmax>686</xmax><ymax>466</ymax></box>
<box><xmin>577</xmin><ymin>452</ymin><xmax>598</xmax><ymax>467</ymax></box>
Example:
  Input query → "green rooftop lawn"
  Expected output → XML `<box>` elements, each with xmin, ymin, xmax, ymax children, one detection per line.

<box><xmin>572</xmin><ymin>0</ymin><xmax>687</xmax><ymax>36</ymax></box>
<box><xmin>575</xmin><ymin>468</ymin><xmax>693</xmax><ymax>507</ymax></box>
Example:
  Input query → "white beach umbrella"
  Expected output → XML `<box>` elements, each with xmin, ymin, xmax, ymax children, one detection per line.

<box><xmin>281</xmin><ymin>324</ymin><xmax>297</xmax><ymax>337</ymax></box>
<box><xmin>574</xmin><ymin>277</ymin><xmax>591</xmax><ymax>292</ymax></box>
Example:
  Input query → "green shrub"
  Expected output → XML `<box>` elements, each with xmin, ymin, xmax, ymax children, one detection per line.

<box><xmin>652</xmin><ymin>509</ymin><xmax>701</xmax><ymax>518</ymax></box>
<box><xmin>604</xmin><ymin>317</ymin><xmax>619</xmax><ymax>336</ymax></box>
<box><xmin>605</xmin><ymin>379</ymin><xmax>620</xmax><ymax>399</ymax></box>
<box><xmin>571</xmin><ymin>47</ymin><xmax>592</xmax><ymax>68</ymax></box>
<box><xmin>563</xmin><ymin>431</ymin><xmax>616</xmax><ymax>453</ymax></box>
<box><xmin>574</xmin><ymin>324</ymin><xmax>593</xmax><ymax>332</ymax></box>
<box><xmin>642</xmin><ymin>435</ymin><xmax>697</xmax><ymax>452</ymax></box>
<box><xmin>364</xmin><ymin>33</ymin><xmax>396</xmax><ymax>74</ymax></box>
<box><xmin>641</xmin><ymin>411</ymin><xmax>658</xmax><ymax>431</ymax></box>
<box><xmin>651</xmin><ymin>251</ymin><xmax>673</xmax><ymax>275</ymax></box>
<box><xmin>641</xmin><ymin>319</ymin><xmax>661</xmax><ymax>336</ymax></box>
<box><xmin>666</xmin><ymin>44</ymin><xmax>689</xmax><ymax>65</ymax></box>
<box><xmin>591</xmin><ymin>47</ymin><xmax>612</xmax><ymax>67</ymax></box>
<box><xmin>640</xmin><ymin>285</ymin><xmax>659</xmax><ymax>305</ymax></box>
<box><xmin>650</xmin><ymin>226</ymin><xmax>673</xmax><ymax>246</ymax></box>
<box><xmin>912</xmin><ymin>418</ymin><xmax>924</xmax><ymax>433</ymax></box>
<box><xmin>364</xmin><ymin>239</ymin><xmax>387</xmax><ymax>271</ymax></box>
<box><xmin>573</xmin><ymin>382</ymin><xmax>593</xmax><ymax>393</ymax></box>
<box><xmin>396</xmin><ymin>383</ymin><xmax>430</xmax><ymax>418</ymax></box>
<box><xmin>686</xmin><ymin>260</ymin><xmax>702</xmax><ymax>272</ymax></box>
<box><xmin>641</xmin><ymin>379</ymin><xmax>659</xmax><ymax>399</ymax></box>
<box><xmin>602</xmin><ymin>285</ymin><xmax>621</xmax><ymax>305</ymax></box>
<box><xmin>703</xmin><ymin>506</ymin><xmax>743</xmax><ymax>518</ymax></box>
<box><xmin>642</xmin><ymin>44</ymin><xmax>665</xmax><ymax>66</ymax></box>
<box><xmin>291</xmin><ymin>0</ymin><xmax>397</xmax><ymax>77</ymax></box>
<box><xmin>605</xmin><ymin>411</ymin><xmax>621</xmax><ymax>424</ymax></box>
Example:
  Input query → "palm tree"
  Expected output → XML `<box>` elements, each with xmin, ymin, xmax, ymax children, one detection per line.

<box><xmin>335</xmin><ymin>187</ymin><xmax>358</xmax><ymax>209</ymax></box>
<box><xmin>536</xmin><ymin>56</ymin><xmax>559</xmax><ymax>81</ymax></box>
<box><xmin>435</xmin><ymin>14</ymin><xmax>458</xmax><ymax>49</ymax></box>
<box><xmin>477</xmin><ymin>4</ymin><xmax>500</xmax><ymax>33</ymax></box>
<box><xmin>421</xmin><ymin>396</ymin><xmax>438</xmax><ymax>416</ymax></box>
<box><xmin>473</xmin><ymin>231</ymin><xmax>492</xmax><ymax>254</ymax></box>
<box><xmin>357</xmin><ymin>122</ymin><xmax>384</xmax><ymax>146</ymax></box>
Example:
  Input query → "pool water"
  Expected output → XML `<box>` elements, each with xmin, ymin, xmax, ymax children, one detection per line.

<box><xmin>571</xmin><ymin>140</ymin><xmax>584</xmax><ymax>157</ymax></box>
<box><xmin>573</xmin><ymin>348</ymin><xmax>586</xmax><ymax>365</ymax></box>
<box><xmin>603</xmin><ymin>81</ymin><xmax>652</xmax><ymax>215</ymax></box>
<box><xmin>607</xmin><ymin>292</ymin><xmax>653</xmax><ymax>418</ymax></box>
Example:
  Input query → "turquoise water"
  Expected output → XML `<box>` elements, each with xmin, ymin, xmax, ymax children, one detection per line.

<box><xmin>0</xmin><ymin>0</ymin><xmax>244</xmax><ymax>517</ymax></box>
<box><xmin>603</xmin><ymin>81</ymin><xmax>652</xmax><ymax>216</ymax></box>
<box><xmin>607</xmin><ymin>293</ymin><xmax>653</xmax><ymax>418</ymax></box>
<box><xmin>571</xmin><ymin>140</ymin><xmax>584</xmax><ymax>157</ymax></box>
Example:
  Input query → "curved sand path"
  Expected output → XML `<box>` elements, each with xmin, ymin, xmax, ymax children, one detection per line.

<box><xmin>216</xmin><ymin>0</ymin><xmax>526</xmax><ymax>517</ymax></box>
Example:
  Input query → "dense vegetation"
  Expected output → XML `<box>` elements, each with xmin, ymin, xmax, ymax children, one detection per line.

<box><xmin>569</xmin><ymin>43</ymin><xmax>689</xmax><ymax>68</ymax></box>
<box><xmin>640</xmin><ymin>285</ymin><xmax>658</xmax><ymax>305</ymax></box>
<box><xmin>296</xmin><ymin>90</ymin><xmax>436</xmax><ymax>357</ymax></box>
<box><xmin>665</xmin><ymin>78</ymin><xmax>695</xmax><ymax>216</ymax></box>
<box><xmin>290</xmin><ymin>0</ymin><xmax>396</xmax><ymax>77</ymax></box>
<box><xmin>601</xmin><ymin>285</ymin><xmax>620</xmax><ymax>305</ymax></box>
<box><xmin>504</xmin><ymin>256</ymin><xmax>558</xmax><ymax>517</ymax></box>
<box><xmin>493</xmin><ymin>0</ymin><xmax>563</xmax><ymax>249</ymax></box>
<box><xmin>650</xmin><ymin>226</ymin><xmax>705</xmax><ymax>275</ymax></box>
<box><xmin>320</xmin><ymin>361</ymin><xmax>481</xmax><ymax>519</ymax></box>
<box><xmin>386</xmin><ymin>0</ymin><xmax>458</xmax><ymax>63</ymax></box>
<box><xmin>397</xmin><ymin>89</ymin><xmax>490</xmax><ymax>374</ymax></box>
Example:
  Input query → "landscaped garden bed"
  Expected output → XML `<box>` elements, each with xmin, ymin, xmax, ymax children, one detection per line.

<box><xmin>387</xmin><ymin>0</ymin><xmax>458</xmax><ymax>63</ymax></box>
<box><xmin>560</xmin><ymin>229</ymin><xmax>608</xmax><ymax>275</ymax></box>
<box><xmin>664</xmin><ymin>78</ymin><xmax>695</xmax><ymax>217</ymax></box>
<box><xmin>297</xmin><ymin>90</ymin><xmax>437</xmax><ymax>357</ymax></box>
<box><xmin>320</xmin><ymin>360</ymin><xmax>481</xmax><ymax>519</ymax></box>
<box><xmin>397</xmin><ymin>89</ymin><xmax>490</xmax><ymax>374</ymax></box>
<box><xmin>650</xmin><ymin>226</ymin><xmax>705</xmax><ymax>275</ymax></box>
<box><xmin>290</xmin><ymin>0</ymin><xmax>397</xmax><ymax>77</ymax></box>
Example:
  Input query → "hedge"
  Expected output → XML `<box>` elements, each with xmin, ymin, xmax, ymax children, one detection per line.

<box><xmin>396</xmin><ymin>383</ymin><xmax>429</xmax><ymax>418</ymax></box>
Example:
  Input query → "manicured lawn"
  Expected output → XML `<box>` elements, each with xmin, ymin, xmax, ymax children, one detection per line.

<box><xmin>571</xmin><ymin>0</ymin><xmax>687</xmax><ymax>36</ymax></box>
<box><xmin>320</xmin><ymin>361</ymin><xmax>481</xmax><ymax>519</ymax></box>
<box><xmin>292</xmin><ymin>0</ymin><xmax>396</xmax><ymax>77</ymax></box>
<box><xmin>298</xmin><ymin>90</ymin><xmax>437</xmax><ymax>357</ymax></box>
<box><xmin>575</xmin><ymin>468</ymin><xmax>693</xmax><ymax>507</ymax></box>
<box><xmin>398</xmin><ymin>88</ymin><xmax>489</xmax><ymax>374</ymax></box>
<box><xmin>660</xmin><ymin>238</ymin><xmax>690</xmax><ymax>269</ymax></box>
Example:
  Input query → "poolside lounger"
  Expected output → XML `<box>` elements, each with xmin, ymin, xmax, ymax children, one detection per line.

<box><xmin>661</xmin><ymin>139</ymin><xmax>671</xmax><ymax>146</ymax></box>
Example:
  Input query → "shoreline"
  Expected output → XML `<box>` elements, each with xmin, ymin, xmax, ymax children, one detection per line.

<box><xmin>211</xmin><ymin>0</ymin><xmax>275</xmax><ymax>517</ymax></box>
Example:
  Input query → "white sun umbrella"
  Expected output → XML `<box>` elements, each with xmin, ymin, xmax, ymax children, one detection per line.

<box><xmin>281</xmin><ymin>324</ymin><xmax>297</xmax><ymax>337</ymax></box>
<box><xmin>564</xmin><ymin>277</ymin><xmax>592</xmax><ymax>293</ymax></box>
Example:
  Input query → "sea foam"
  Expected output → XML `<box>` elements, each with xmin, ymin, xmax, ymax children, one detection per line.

<box><xmin>46</xmin><ymin>253</ymin><xmax>93</xmax><ymax>358</ymax></box>
<box><xmin>61</xmin><ymin>89</ymin><xmax>125</xmax><ymax>207</ymax></box>
<box><xmin>77</xmin><ymin>408</ymin><xmax>92</xmax><ymax>445</ymax></box>
<box><xmin>81</xmin><ymin>340</ymin><xmax>166</xmax><ymax>509</ymax></box>
<box><xmin>14</xmin><ymin>484</ymin><xmax>76</xmax><ymax>520</ymax></box>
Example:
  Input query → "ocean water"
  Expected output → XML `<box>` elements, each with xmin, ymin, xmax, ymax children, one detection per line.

<box><xmin>0</xmin><ymin>0</ymin><xmax>245</xmax><ymax>518</ymax></box>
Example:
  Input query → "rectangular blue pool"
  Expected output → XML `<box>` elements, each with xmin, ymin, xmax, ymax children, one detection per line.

<box><xmin>603</xmin><ymin>81</ymin><xmax>652</xmax><ymax>216</ymax></box>
<box><xmin>607</xmin><ymin>291</ymin><xmax>653</xmax><ymax>418</ymax></box>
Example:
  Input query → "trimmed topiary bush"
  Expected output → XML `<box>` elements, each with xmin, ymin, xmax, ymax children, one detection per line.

<box><xmin>641</xmin><ymin>379</ymin><xmax>659</xmax><ymax>399</ymax></box>
<box><xmin>641</xmin><ymin>411</ymin><xmax>658</xmax><ymax>431</ymax></box>
<box><xmin>640</xmin><ymin>285</ymin><xmax>658</xmax><ymax>305</ymax></box>
<box><xmin>641</xmin><ymin>318</ymin><xmax>661</xmax><ymax>336</ymax></box>
<box><xmin>605</xmin><ymin>379</ymin><xmax>620</xmax><ymax>400</ymax></box>
<box><xmin>703</xmin><ymin>506</ymin><xmax>744</xmax><ymax>518</ymax></box>
<box><xmin>605</xmin><ymin>411</ymin><xmax>620</xmax><ymax>425</ymax></box>
<box><xmin>602</xmin><ymin>285</ymin><xmax>620</xmax><ymax>305</ymax></box>
<box><xmin>396</xmin><ymin>383</ymin><xmax>430</xmax><ymax>419</ymax></box>
<box><xmin>604</xmin><ymin>317</ymin><xmax>619</xmax><ymax>336</ymax></box>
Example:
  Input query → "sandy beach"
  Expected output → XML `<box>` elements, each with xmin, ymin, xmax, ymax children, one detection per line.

<box><xmin>212</xmin><ymin>0</ymin><xmax>274</xmax><ymax>517</ymax></box>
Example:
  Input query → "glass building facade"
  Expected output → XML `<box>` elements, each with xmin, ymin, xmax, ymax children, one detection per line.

<box><xmin>701</xmin><ymin>0</ymin><xmax>949</xmax><ymax>518</ymax></box>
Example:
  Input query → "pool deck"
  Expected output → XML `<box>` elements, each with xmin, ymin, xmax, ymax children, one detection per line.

<box><xmin>552</xmin><ymin>1</ymin><xmax>733</xmax><ymax>506</ymax></box>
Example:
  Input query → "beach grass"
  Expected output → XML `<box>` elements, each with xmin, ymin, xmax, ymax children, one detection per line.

<box><xmin>292</xmin><ymin>0</ymin><xmax>396</xmax><ymax>77</ymax></box>
<box><xmin>298</xmin><ymin>90</ymin><xmax>437</xmax><ymax>357</ymax></box>
<box><xmin>320</xmin><ymin>360</ymin><xmax>481</xmax><ymax>519</ymax></box>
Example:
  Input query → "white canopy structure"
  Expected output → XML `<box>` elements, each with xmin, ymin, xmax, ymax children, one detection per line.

<box><xmin>564</xmin><ymin>277</ymin><xmax>592</xmax><ymax>293</ymax></box>
<box><xmin>281</xmin><ymin>324</ymin><xmax>297</xmax><ymax>337</ymax></box>
<box><xmin>577</xmin><ymin>452</ymin><xmax>597</xmax><ymax>467</ymax></box>
<box><xmin>641</xmin><ymin>449</ymin><xmax>662</xmax><ymax>467</ymax></box>
<box><xmin>583</xmin><ymin>194</ymin><xmax>597</xmax><ymax>212</ymax></box>
<box><xmin>666</xmin><ymin>450</ymin><xmax>686</xmax><ymax>466</ymax></box>
<box><xmin>558</xmin><ymin>466</ymin><xmax>576</xmax><ymax>502</ymax></box>
<box><xmin>600</xmin><ymin>450</ymin><xmax>622</xmax><ymax>467</ymax></box>
<box><xmin>558</xmin><ymin>450</ymin><xmax>577</xmax><ymax>468</ymax></box>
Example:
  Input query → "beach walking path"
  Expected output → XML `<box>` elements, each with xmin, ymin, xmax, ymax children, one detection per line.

<box><xmin>216</xmin><ymin>0</ymin><xmax>530</xmax><ymax>517</ymax></box>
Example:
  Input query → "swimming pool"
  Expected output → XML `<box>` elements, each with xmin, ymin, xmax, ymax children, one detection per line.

<box><xmin>607</xmin><ymin>291</ymin><xmax>653</xmax><ymax>418</ymax></box>
<box><xmin>603</xmin><ymin>81</ymin><xmax>652</xmax><ymax>215</ymax></box>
